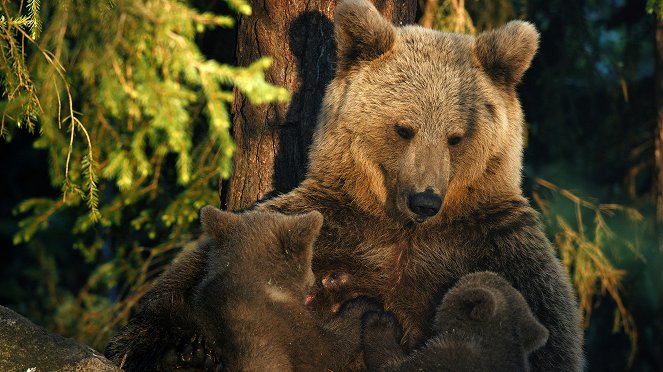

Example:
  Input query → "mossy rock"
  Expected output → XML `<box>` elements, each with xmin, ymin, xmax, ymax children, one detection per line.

<box><xmin>0</xmin><ymin>306</ymin><xmax>120</xmax><ymax>372</ymax></box>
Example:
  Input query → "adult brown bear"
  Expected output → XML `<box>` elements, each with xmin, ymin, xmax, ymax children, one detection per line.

<box><xmin>260</xmin><ymin>0</ymin><xmax>583</xmax><ymax>370</ymax></box>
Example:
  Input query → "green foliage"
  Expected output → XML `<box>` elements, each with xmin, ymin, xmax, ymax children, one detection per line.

<box><xmin>0</xmin><ymin>0</ymin><xmax>42</xmax><ymax>134</ymax></box>
<box><xmin>428</xmin><ymin>0</ymin><xmax>527</xmax><ymax>33</ymax></box>
<box><xmin>532</xmin><ymin>178</ymin><xmax>642</xmax><ymax>368</ymax></box>
<box><xmin>427</xmin><ymin>0</ymin><xmax>476</xmax><ymax>33</ymax></box>
<box><xmin>1</xmin><ymin>0</ymin><xmax>288</xmax><ymax>348</ymax></box>
<box><xmin>465</xmin><ymin>0</ymin><xmax>522</xmax><ymax>31</ymax></box>
<box><xmin>646</xmin><ymin>0</ymin><xmax>663</xmax><ymax>19</ymax></box>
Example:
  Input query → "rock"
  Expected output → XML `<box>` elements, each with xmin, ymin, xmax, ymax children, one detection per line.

<box><xmin>0</xmin><ymin>306</ymin><xmax>120</xmax><ymax>372</ymax></box>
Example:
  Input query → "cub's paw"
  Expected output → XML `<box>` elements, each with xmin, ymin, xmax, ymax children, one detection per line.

<box><xmin>338</xmin><ymin>296</ymin><xmax>383</xmax><ymax>319</ymax></box>
<box><xmin>159</xmin><ymin>334</ymin><xmax>213</xmax><ymax>370</ymax></box>
<box><xmin>362</xmin><ymin>310</ymin><xmax>402</xmax><ymax>343</ymax></box>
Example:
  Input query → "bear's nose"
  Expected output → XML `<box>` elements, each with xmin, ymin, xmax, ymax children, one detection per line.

<box><xmin>407</xmin><ymin>191</ymin><xmax>442</xmax><ymax>220</ymax></box>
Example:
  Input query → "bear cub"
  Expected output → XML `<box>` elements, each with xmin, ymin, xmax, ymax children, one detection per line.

<box><xmin>105</xmin><ymin>207</ymin><xmax>378</xmax><ymax>371</ymax></box>
<box><xmin>193</xmin><ymin>206</ymin><xmax>380</xmax><ymax>371</ymax></box>
<box><xmin>362</xmin><ymin>271</ymin><xmax>549</xmax><ymax>372</ymax></box>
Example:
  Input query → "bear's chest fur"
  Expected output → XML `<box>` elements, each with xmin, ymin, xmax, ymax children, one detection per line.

<box><xmin>294</xmin><ymin>196</ymin><xmax>544</xmax><ymax>350</ymax></box>
<box><xmin>264</xmin><ymin>191</ymin><xmax>550</xmax><ymax>349</ymax></box>
<box><xmin>309</xmin><ymin>211</ymin><xmax>498</xmax><ymax>348</ymax></box>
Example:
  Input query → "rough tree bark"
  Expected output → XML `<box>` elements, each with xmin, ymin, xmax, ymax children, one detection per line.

<box><xmin>223</xmin><ymin>0</ymin><xmax>417</xmax><ymax>211</ymax></box>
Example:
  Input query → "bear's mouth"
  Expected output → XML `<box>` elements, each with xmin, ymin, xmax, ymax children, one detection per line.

<box><xmin>414</xmin><ymin>216</ymin><xmax>428</xmax><ymax>224</ymax></box>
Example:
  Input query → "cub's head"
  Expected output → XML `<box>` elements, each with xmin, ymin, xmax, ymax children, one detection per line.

<box><xmin>308</xmin><ymin>0</ymin><xmax>539</xmax><ymax>224</ymax></box>
<box><xmin>199</xmin><ymin>206</ymin><xmax>323</xmax><ymax>301</ymax></box>
<box><xmin>434</xmin><ymin>272</ymin><xmax>549</xmax><ymax>357</ymax></box>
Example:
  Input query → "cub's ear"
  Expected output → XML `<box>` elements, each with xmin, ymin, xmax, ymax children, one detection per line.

<box><xmin>199</xmin><ymin>205</ymin><xmax>241</xmax><ymax>240</ymax></box>
<box><xmin>474</xmin><ymin>20</ymin><xmax>539</xmax><ymax>87</ymax></box>
<box><xmin>457</xmin><ymin>287</ymin><xmax>497</xmax><ymax>321</ymax></box>
<box><xmin>518</xmin><ymin>315</ymin><xmax>549</xmax><ymax>353</ymax></box>
<box><xmin>334</xmin><ymin>0</ymin><xmax>396</xmax><ymax>74</ymax></box>
<box><xmin>279</xmin><ymin>211</ymin><xmax>324</xmax><ymax>256</ymax></box>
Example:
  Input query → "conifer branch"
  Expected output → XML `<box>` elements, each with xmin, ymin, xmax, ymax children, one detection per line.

<box><xmin>5</xmin><ymin>0</ymin><xmax>291</xmax><ymax>347</ymax></box>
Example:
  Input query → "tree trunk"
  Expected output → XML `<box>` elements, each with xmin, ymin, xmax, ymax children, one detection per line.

<box><xmin>224</xmin><ymin>0</ymin><xmax>417</xmax><ymax>211</ymax></box>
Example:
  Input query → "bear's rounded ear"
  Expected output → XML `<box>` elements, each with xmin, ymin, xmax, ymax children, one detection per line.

<box><xmin>334</xmin><ymin>0</ymin><xmax>396</xmax><ymax>74</ymax></box>
<box><xmin>518</xmin><ymin>315</ymin><xmax>549</xmax><ymax>353</ymax></box>
<box><xmin>200</xmin><ymin>205</ymin><xmax>241</xmax><ymax>240</ymax></box>
<box><xmin>279</xmin><ymin>211</ymin><xmax>324</xmax><ymax>256</ymax></box>
<box><xmin>458</xmin><ymin>287</ymin><xmax>497</xmax><ymax>321</ymax></box>
<box><xmin>474</xmin><ymin>20</ymin><xmax>539</xmax><ymax>88</ymax></box>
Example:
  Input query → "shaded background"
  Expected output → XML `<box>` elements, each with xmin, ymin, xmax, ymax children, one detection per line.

<box><xmin>0</xmin><ymin>0</ymin><xmax>661</xmax><ymax>370</ymax></box>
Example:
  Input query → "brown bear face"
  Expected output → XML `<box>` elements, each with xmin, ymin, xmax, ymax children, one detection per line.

<box><xmin>199</xmin><ymin>207</ymin><xmax>323</xmax><ymax>302</ymax></box>
<box><xmin>307</xmin><ymin>0</ymin><xmax>539</xmax><ymax>225</ymax></box>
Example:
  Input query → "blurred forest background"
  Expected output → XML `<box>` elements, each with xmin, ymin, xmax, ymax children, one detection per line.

<box><xmin>1</xmin><ymin>0</ymin><xmax>662</xmax><ymax>371</ymax></box>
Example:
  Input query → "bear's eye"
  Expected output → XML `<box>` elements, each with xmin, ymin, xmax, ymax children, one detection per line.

<box><xmin>395</xmin><ymin>125</ymin><xmax>414</xmax><ymax>140</ymax></box>
<box><xmin>448</xmin><ymin>136</ymin><xmax>462</xmax><ymax>146</ymax></box>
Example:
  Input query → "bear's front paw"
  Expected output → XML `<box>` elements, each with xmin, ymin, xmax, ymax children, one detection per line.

<box><xmin>362</xmin><ymin>310</ymin><xmax>402</xmax><ymax>343</ymax></box>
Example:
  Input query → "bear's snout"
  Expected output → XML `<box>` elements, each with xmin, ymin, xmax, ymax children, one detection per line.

<box><xmin>407</xmin><ymin>191</ymin><xmax>442</xmax><ymax>221</ymax></box>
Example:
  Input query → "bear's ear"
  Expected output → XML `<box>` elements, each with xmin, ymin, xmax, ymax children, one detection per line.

<box><xmin>474</xmin><ymin>20</ymin><xmax>539</xmax><ymax>87</ymax></box>
<box><xmin>518</xmin><ymin>315</ymin><xmax>549</xmax><ymax>353</ymax></box>
<box><xmin>334</xmin><ymin>0</ymin><xmax>396</xmax><ymax>74</ymax></box>
<box><xmin>200</xmin><ymin>205</ymin><xmax>241</xmax><ymax>240</ymax></box>
<box><xmin>458</xmin><ymin>287</ymin><xmax>497</xmax><ymax>321</ymax></box>
<box><xmin>278</xmin><ymin>211</ymin><xmax>324</xmax><ymax>257</ymax></box>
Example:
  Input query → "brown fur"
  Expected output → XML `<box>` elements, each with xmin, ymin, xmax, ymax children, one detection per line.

<box><xmin>361</xmin><ymin>271</ymin><xmax>549</xmax><ymax>372</ymax></box>
<box><xmin>106</xmin><ymin>208</ymin><xmax>380</xmax><ymax>371</ymax></box>
<box><xmin>104</xmin><ymin>240</ymin><xmax>214</xmax><ymax>371</ymax></box>
<box><xmin>194</xmin><ymin>206</ymin><xmax>381</xmax><ymax>371</ymax></box>
<box><xmin>259</xmin><ymin>0</ymin><xmax>584</xmax><ymax>370</ymax></box>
